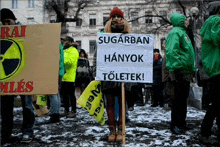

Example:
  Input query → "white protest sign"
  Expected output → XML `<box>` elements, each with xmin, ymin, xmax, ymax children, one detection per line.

<box><xmin>96</xmin><ymin>33</ymin><xmax>154</xmax><ymax>83</ymax></box>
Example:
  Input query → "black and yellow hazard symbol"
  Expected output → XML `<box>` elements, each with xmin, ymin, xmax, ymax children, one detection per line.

<box><xmin>0</xmin><ymin>39</ymin><xmax>24</xmax><ymax>81</ymax></box>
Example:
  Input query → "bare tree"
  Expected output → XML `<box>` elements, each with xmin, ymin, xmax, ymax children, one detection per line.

<box><xmin>45</xmin><ymin>0</ymin><xmax>95</xmax><ymax>34</ymax></box>
<box><xmin>45</xmin><ymin>0</ymin><xmax>93</xmax><ymax>23</ymax></box>
<box><xmin>127</xmin><ymin>0</ymin><xmax>211</xmax><ymax>48</ymax></box>
<box><xmin>128</xmin><ymin>0</ymin><xmax>196</xmax><ymax>33</ymax></box>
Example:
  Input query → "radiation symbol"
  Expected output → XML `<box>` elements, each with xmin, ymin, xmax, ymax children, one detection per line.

<box><xmin>0</xmin><ymin>39</ymin><xmax>23</xmax><ymax>81</ymax></box>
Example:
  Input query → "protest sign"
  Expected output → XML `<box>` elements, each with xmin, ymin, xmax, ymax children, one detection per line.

<box><xmin>96</xmin><ymin>33</ymin><xmax>154</xmax><ymax>83</ymax></box>
<box><xmin>36</xmin><ymin>95</ymin><xmax>48</xmax><ymax>106</ymax></box>
<box><xmin>32</xmin><ymin>95</ymin><xmax>49</xmax><ymax>117</ymax></box>
<box><xmin>77</xmin><ymin>80</ymin><xmax>105</xmax><ymax>125</ymax></box>
<box><xmin>0</xmin><ymin>24</ymin><xmax>61</xmax><ymax>95</ymax></box>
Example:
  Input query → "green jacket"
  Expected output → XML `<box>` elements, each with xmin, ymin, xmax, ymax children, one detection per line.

<box><xmin>165</xmin><ymin>14</ymin><xmax>196</xmax><ymax>73</ymax></box>
<box><xmin>62</xmin><ymin>46</ymin><xmax>79</xmax><ymax>82</ymax></box>
<box><xmin>59</xmin><ymin>44</ymin><xmax>65</xmax><ymax>77</ymax></box>
<box><xmin>200</xmin><ymin>14</ymin><xmax>220</xmax><ymax>78</ymax></box>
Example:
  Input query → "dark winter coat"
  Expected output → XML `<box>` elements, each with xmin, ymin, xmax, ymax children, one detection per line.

<box><xmin>75</xmin><ymin>57</ymin><xmax>91</xmax><ymax>87</ymax></box>
<box><xmin>153</xmin><ymin>55</ymin><xmax>163</xmax><ymax>85</ymax></box>
<box><xmin>162</xmin><ymin>55</ymin><xmax>169</xmax><ymax>83</ymax></box>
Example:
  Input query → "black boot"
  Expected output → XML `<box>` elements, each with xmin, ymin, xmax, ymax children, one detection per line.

<box><xmin>45</xmin><ymin>113</ymin><xmax>60</xmax><ymax>124</ymax></box>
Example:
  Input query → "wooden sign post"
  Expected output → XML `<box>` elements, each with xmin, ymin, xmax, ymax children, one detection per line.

<box><xmin>122</xmin><ymin>83</ymin><xmax>126</xmax><ymax>144</ymax></box>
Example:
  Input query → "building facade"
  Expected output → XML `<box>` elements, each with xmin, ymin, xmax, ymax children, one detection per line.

<box><xmin>59</xmin><ymin>0</ymin><xmax>205</xmax><ymax>64</ymax></box>
<box><xmin>1</xmin><ymin>0</ymin><xmax>210</xmax><ymax>65</ymax></box>
<box><xmin>0</xmin><ymin>0</ymin><xmax>45</xmax><ymax>25</ymax></box>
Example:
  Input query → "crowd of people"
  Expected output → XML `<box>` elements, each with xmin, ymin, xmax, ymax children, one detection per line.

<box><xmin>0</xmin><ymin>1</ymin><xmax>220</xmax><ymax>145</ymax></box>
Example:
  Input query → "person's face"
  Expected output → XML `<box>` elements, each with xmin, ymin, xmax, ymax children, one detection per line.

<box><xmin>163</xmin><ymin>41</ymin><xmax>166</xmax><ymax>50</ymax></box>
<box><xmin>154</xmin><ymin>52</ymin><xmax>159</xmax><ymax>57</ymax></box>
<box><xmin>2</xmin><ymin>18</ymin><xmax>15</xmax><ymax>25</ymax></box>
<box><xmin>184</xmin><ymin>18</ymin><xmax>189</xmax><ymax>28</ymax></box>
<box><xmin>112</xmin><ymin>15</ymin><xmax>123</xmax><ymax>22</ymax></box>
<box><xmin>80</xmin><ymin>52</ymin><xmax>85</xmax><ymax>58</ymax></box>
<box><xmin>63</xmin><ymin>41</ymin><xmax>70</xmax><ymax>46</ymax></box>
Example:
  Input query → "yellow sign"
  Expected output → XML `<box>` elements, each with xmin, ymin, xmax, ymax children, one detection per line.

<box><xmin>0</xmin><ymin>38</ymin><xmax>25</xmax><ymax>81</ymax></box>
<box><xmin>36</xmin><ymin>95</ymin><xmax>48</xmax><ymax>106</ymax></box>
<box><xmin>77</xmin><ymin>81</ymin><xmax>105</xmax><ymax>125</ymax></box>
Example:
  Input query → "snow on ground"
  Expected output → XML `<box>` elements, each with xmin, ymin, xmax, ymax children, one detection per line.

<box><xmin>2</xmin><ymin>103</ymin><xmax>218</xmax><ymax>147</ymax></box>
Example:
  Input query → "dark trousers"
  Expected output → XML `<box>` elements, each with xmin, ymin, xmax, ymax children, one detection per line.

<box><xmin>201</xmin><ymin>75</ymin><xmax>220</xmax><ymax>137</ymax></box>
<box><xmin>61</xmin><ymin>82</ymin><xmax>76</xmax><ymax>113</ymax></box>
<box><xmin>1</xmin><ymin>95</ymin><xmax>14</xmax><ymax>140</ymax></box>
<box><xmin>171</xmin><ymin>80</ymin><xmax>190</xmax><ymax>127</ymax></box>
<box><xmin>1</xmin><ymin>95</ymin><xmax>35</xmax><ymax>140</ymax></box>
<box><xmin>151</xmin><ymin>84</ymin><xmax>164</xmax><ymax>106</ymax></box>
<box><xmin>201</xmin><ymin>80</ymin><xmax>212</xmax><ymax>110</ymax></box>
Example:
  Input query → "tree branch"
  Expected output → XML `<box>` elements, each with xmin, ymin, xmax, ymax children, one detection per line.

<box><xmin>178</xmin><ymin>0</ymin><xmax>186</xmax><ymax>16</ymax></box>
<box><xmin>73</xmin><ymin>2</ymin><xmax>88</xmax><ymax>21</ymax></box>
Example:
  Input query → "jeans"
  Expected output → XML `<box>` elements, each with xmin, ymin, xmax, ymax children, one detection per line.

<box><xmin>48</xmin><ymin>76</ymin><xmax>62</xmax><ymax>115</ymax></box>
<box><xmin>114</xmin><ymin>96</ymin><xmax>129</xmax><ymax>121</ymax></box>
<box><xmin>1</xmin><ymin>95</ymin><xmax>35</xmax><ymax>140</ymax></box>
<box><xmin>201</xmin><ymin>75</ymin><xmax>220</xmax><ymax>137</ymax></box>
<box><xmin>49</xmin><ymin>94</ymin><xmax>61</xmax><ymax>114</ymax></box>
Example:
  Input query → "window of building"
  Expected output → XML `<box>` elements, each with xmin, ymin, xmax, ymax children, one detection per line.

<box><xmin>176</xmin><ymin>10</ymin><xmax>182</xmax><ymax>14</ymax></box>
<box><xmin>12</xmin><ymin>0</ymin><xmax>18</xmax><ymax>9</ymax></box>
<box><xmin>50</xmin><ymin>15</ymin><xmax>56</xmax><ymax>23</ymax></box>
<box><xmin>103</xmin><ymin>13</ymin><xmax>109</xmax><ymax>26</ymax></box>
<box><xmin>89</xmin><ymin>14</ymin><xmax>96</xmax><ymax>26</ymax></box>
<box><xmin>161</xmin><ymin>38</ymin><xmax>166</xmax><ymax>51</ymax></box>
<box><xmin>61</xmin><ymin>22</ymin><xmax>68</xmax><ymax>33</ymax></box>
<box><xmin>89</xmin><ymin>40</ymin><xmax>96</xmax><ymax>53</ymax></box>
<box><xmin>29</xmin><ymin>0</ymin><xmax>35</xmax><ymax>8</ymax></box>
<box><xmin>76</xmin><ymin>41</ymin><xmax>81</xmax><ymax>50</ymax></box>
<box><xmin>159</xmin><ymin>11</ymin><xmax>167</xmax><ymax>24</ymax></box>
<box><xmin>131</xmin><ymin>12</ymin><xmax>139</xmax><ymax>26</ymax></box>
<box><xmin>76</xmin><ymin>14</ymin><xmax>82</xmax><ymax>27</ymax></box>
<box><xmin>145</xmin><ymin>11</ymin><xmax>152</xmax><ymax>23</ymax></box>
<box><xmin>27</xmin><ymin>17</ymin><xmax>35</xmax><ymax>24</ymax></box>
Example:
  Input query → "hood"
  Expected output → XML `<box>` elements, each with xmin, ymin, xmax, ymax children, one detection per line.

<box><xmin>170</xmin><ymin>14</ymin><xmax>186</xmax><ymax>28</ymax></box>
<box><xmin>208</xmin><ymin>1</ymin><xmax>220</xmax><ymax>16</ymax></box>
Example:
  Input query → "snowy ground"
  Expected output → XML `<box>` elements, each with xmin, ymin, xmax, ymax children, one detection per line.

<box><xmin>2</xmin><ymin>102</ymin><xmax>219</xmax><ymax>147</ymax></box>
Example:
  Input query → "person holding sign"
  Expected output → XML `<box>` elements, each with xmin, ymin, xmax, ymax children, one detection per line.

<box><xmin>101</xmin><ymin>7</ymin><xmax>132</xmax><ymax>142</ymax></box>
<box><xmin>166</xmin><ymin>13</ymin><xmax>196</xmax><ymax>135</ymax></box>
<box><xmin>61</xmin><ymin>36</ymin><xmax>79</xmax><ymax>118</ymax></box>
<box><xmin>0</xmin><ymin>8</ymin><xmax>35</xmax><ymax>145</ymax></box>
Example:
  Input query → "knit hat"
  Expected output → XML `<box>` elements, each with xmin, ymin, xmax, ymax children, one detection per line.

<box><xmin>110</xmin><ymin>7</ymin><xmax>124</xmax><ymax>18</ymax></box>
<box><xmin>0</xmin><ymin>8</ymin><xmax>17</xmax><ymax>22</ymax></box>
<box><xmin>154</xmin><ymin>48</ymin><xmax>160</xmax><ymax>53</ymax></box>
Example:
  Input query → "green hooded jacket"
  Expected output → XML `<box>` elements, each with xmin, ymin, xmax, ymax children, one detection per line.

<box><xmin>200</xmin><ymin>14</ymin><xmax>220</xmax><ymax>78</ymax></box>
<box><xmin>62</xmin><ymin>46</ymin><xmax>79</xmax><ymax>82</ymax></box>
<box><xmin>165</xmin><ymin>14</ymin><xmax>196</xmax><ymax>73</ymax></box>
<box><xmin>59</xmin><ymin>44</ymin><xmax>65</xmax><ymax>77</ymax></box>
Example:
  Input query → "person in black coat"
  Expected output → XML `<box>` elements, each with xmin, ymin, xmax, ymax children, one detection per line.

<box><xmin>151</xmin><ymin>48</ymin><xmax>164</xmax><ymax>107</ymax></box>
